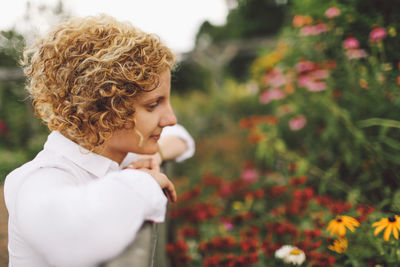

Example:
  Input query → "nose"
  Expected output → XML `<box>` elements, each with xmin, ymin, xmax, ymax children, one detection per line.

<box><xmin>160</xmin><ymin>103</ymin><xmax>177</xmax><ymax>127</ymax></box>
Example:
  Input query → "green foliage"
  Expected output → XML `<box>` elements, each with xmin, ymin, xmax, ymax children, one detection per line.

<box><xmin>171</xmin><ymin>60</ymin><xmax>213</xmax><ymax>94</ymax></box>
<box><xmin>167</xmin><ymin>0</ymin><xmax>400</xmax><ymax>266</ymax></box>
<box><xmin>0</xmin><ymin>30</ymin><xmax>48</xmax><ymax>181</ymax></box>
<box><xmin>246</xmin><ymin>0</ymin><xmax>400</xmax><ymax>205</ymax></box>
<box><xmin>195</xmin><ymin>0</ymin><xmax>287</xmax><ymax>44</ymax></box>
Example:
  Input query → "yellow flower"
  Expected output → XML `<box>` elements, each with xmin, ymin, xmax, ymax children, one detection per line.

<box><xmin>388</xmin><ymin>27</ymin><xmax>397</xmax><ymax>37</ymax></box>
<box><xmin>372</xmin><ymin>215</ymin><xmax>400</xmax><ymax>242</ymax></box>
<box><xmin>326</xmin><ymin>215</ymin><xmax>360</xmax><ymax>236</ymax></box>
<box><xmin>328</xmin><ymin>237</ymin><xmax>348</xmax><ymax>253</ymax></box>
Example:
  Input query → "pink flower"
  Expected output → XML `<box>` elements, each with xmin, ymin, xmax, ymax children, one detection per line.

<box><xmin>306</xmin><ymin>81</ymin><xmax>327</xmax><ymax>91</ymax></box>
<box><xmin>325</xmin><ymin>7</ymin><xmax>341</xmax><ymax>18</ymax></box>
<box><xmin>343</xmin><ymin>37</ymin><xmax>359</xmax><ymax>49</ymax></box>
<box><xmin>241</xmin><ymin>168</ymin><xmax>259</xmax><ymax>183</ymax></box>
<box><xmin>300</xmin><ymin>25</ymin><xmax>316</xmax><ymax>36</ymax></box>
<box><xmin>263</xmin><ymin>68</ymin><xmax>286</xmax><ymax>88</ymax></box>
<box><xmin>289</xmin><ymin>115</ymin><xmax>307</xmax><ymax>131</ymax></box>
<box><xmin>260</xmin><ymin>89</ymin><xmax>286</xmax><ymax>104</ymax></box>
<box><xmin>296</xmin><ymin>60</ymin><xmax>315</xmax><ymax>74</ymax></box>
<box><xmin>223</xmin><ymin>221</ymin><xmax>234</xmax><ymax>231</ymax></box>
<box><xmin>369</xmin><ymin>27</ymin><xmax>387</xmax><ymax>42</ymax></box>
<box><xmin>346</xmin><ymin>49</ymin><xmax>368</xmax><ymax>59</ymax></box>
<box><xmin>315</xmin><ymin>23</ymin><xmax>328</xmax><ymax>34</ymax></box>
<box><xmin>300</xmin><ymin>24</ymin><xmax>328</xmax><ymax>36</ymax></box>
<box><xmin>297</xmin><ymin>70</ymin><xmax>329</xmax><ymax>92</ymax></box>
<box><xmin>309</xmin><ymin>69</ymin><xmax>329</xmax><ymax>80</ymax></box>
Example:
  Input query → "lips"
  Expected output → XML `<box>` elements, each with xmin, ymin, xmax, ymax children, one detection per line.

<box><xmin>150</xmin><ymin>134</ymin><xmax>160</xmax><ymax>140</ymax></box>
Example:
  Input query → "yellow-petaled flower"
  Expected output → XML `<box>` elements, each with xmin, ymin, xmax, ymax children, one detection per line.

<box><xmin>372</xmin><ymin>215</ymin><xmax>400</xmax><ymax>242</ymax></box>
<box><xmin>326</xmin><ymin>215</ymin><xmax>360</xmax><ymax>236</ymax></box>
<box><xmin>328</xmin><ymin>237</ymin><xmax>348</xmax><ymax>253</ymax></box>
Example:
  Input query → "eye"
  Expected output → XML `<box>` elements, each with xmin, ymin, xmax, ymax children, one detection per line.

<box><xmin>147</xmin><ymin>100</ymin><xmax>161</xmax><ymax>110</ymax></box>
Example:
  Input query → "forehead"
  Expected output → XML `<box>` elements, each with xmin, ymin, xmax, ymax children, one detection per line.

<box><xmin>136</xmin><ymin>71</ymin><xmax>171</xmax><ymax>101</ymax></box>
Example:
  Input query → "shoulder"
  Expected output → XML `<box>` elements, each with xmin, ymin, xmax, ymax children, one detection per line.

<box><xmin>4</xmin><ymin>158</ymin><xmax>76</xmax><ymax>212</ymax></box>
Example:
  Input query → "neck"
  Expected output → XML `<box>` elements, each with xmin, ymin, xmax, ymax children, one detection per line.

<box><xmin>93</xmin><ymin>146</ymin><xmax>126</xmax><ymax>165</ymax></box>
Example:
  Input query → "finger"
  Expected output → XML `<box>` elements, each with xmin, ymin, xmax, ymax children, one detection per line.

<box><xmin>166</xmin><ymin>181</ymin><xmax>177</xmax><ymax>202</ymax></box>
<box><xmin>132</xmin><ymin>159</ymin><xmax>151</xmax><ymax>169</ymax></box>
<box><xmin>163</xmin><ymin>188</ymin><xmax>171</xmax><ymax>202</ymax></box>
<box><xmin>151</xmin><ymin>159</ymin><xmax>160</xmax><ymax>172</ymax></box>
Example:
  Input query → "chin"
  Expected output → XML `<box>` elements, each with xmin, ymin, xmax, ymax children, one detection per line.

<box><xmin>138</xmin><ymin>144</ymin><xmax>158</xmax><ymax>155</ymax></box>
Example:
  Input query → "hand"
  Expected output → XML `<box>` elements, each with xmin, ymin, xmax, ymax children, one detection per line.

<box><xmin>124</xmin><ymin>164</ymin><xmax>177</xmax><ymax>203</ymax></box>
<box><xmin>140</xmin><ymin>168</ymin><xmax>177</xmax><ymax>203</ymax></box>
<box><xmin>126</xmin><ymin>152</ymin><xmax>162</xmax><ymax>172</ymax></box>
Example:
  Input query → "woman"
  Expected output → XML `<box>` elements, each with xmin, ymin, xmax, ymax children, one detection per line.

<box><xmin>4</xmin><ymin>14</ymin><xmax>193</xmax><ymax>267</ymax></box>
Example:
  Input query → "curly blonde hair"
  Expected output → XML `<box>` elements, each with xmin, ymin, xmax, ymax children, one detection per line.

<box><xmin>23</xmin><ymin>14</ymin><xmax>175</xmax><ymax>150</ymax></box>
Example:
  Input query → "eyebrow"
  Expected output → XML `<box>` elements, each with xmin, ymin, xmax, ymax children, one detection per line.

<box><xmin>141</xmin><ymin>95</ymin><xmax>164</xmax><ymax>104</ymax></box>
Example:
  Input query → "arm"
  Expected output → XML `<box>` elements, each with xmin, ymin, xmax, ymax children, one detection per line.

<box><xmin>15</xmin><ymin>168</ymin><xmax>167</xmax><ymax>267</ymax></box>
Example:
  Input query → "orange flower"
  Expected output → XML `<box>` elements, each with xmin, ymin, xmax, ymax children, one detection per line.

<box><xmin>372</xmin><ymin>215</ymin><xmax>400</xmax><ymax>242</ymax></box>
<box><xmin>328</xmin><ymin>237</ymin><xmax>348</xmax><ymax>253</ymax></box>
<box><xmin>326</xmin><ymin>215</ymin><xmax>359</xmax><ymax>236</ymax></box>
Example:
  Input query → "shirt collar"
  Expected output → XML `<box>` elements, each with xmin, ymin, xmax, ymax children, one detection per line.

<box><xmin>44</xmin><ymin>131</ymin><xmax>120</xmax><ymax>178</ymax></box>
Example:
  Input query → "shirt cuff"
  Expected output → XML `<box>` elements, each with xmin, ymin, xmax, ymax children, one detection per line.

<box><xmin>116</xmin><ymin>169</ymin><xmax>167</xmax><ymax>222</ymax></box>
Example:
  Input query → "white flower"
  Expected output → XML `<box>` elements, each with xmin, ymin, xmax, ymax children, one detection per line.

<box><xmin>275</xmin><ymin>245</ymin><xmax>306</xmax><ymax>265</ymax></box>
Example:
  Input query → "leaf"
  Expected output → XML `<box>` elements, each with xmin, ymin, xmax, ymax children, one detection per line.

<box><xmin>390</xmin><ymin>190</ymin><xmax>400</xmax><ymax>213</ymax></box>
<box><xmin>358</xmin><ymin>118</ymin><xmax>400</xmax><ymax>129</ymax></box>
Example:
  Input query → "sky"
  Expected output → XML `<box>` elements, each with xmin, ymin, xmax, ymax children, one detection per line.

<box><xmin>0</xmin><ymin>0</ymin><xmax>229</xmax><ymax>54</ymax></box>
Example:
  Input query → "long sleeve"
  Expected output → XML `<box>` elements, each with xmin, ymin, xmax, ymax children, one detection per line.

<box><xmin>13</xmin><ymin>168</ymin><xmax>167</xmax><ymax>267</ymax></box>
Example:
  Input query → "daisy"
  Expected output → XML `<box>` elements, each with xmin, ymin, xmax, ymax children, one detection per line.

<box><xmin>275</xmin><ymin>245</ymin><xmax>306</xmax><ymax>265</ymax></box>
<box><xmin>372</xmin><ymin>215</ymin><xmax>400</xmax><ymax>242</ymax></box>
<box><xmin>326</xmin><ymin>215</ymin><xmax>360</xmax><ymax>236</ymax></box>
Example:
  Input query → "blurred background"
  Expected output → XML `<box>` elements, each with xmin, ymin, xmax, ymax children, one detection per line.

<box><xmin>1</xmin><ymin>0</ymin><xmax>400</xmax><ymax>266</ymax></box>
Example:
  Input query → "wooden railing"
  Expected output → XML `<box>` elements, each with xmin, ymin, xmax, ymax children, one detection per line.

<box><xmin>101</xmin><ymin>222</ymin><xmax>158</xmax><ymax>267</ymax></box>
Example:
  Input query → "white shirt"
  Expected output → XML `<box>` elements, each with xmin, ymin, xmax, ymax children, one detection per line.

<box><xmin>4</xmin><ymin>125</ymin><xmax>195</xmax><ymax>267</ymax></box>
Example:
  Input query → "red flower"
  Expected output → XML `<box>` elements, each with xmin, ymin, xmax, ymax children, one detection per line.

<box><xmin>357</xmin><ymin>204</ymin><xmax>375</xmax><ymax>222</ymax></box>
<box><xmin>261</xmin><ymin>239</ymin><xmax>281</xmax><ymax>256</ymax></box>
<box><xmin>0</xmin><ymin>120</ymin><xmax>7</xmax><ymax>135</ymax></box>
<box><xmin>236</xmin><ymin>253</ymin><xmax>259</xmax><ymax>265</ymax></box>
<box><xmin>239</xmin><ymin>115</ymin><xmax>278</xmax><ymax>129</ymax></box>
<box><xmin>315</xmin><ymin>195</ymin><xmax>332</xmax><ymax>206</ymax></box>
<box><xmin>290</xmin><ymin>175</ymin><xmax>307</xmax><ymax>186</ymax></box>
<box><xmin>239</xmin><ymin>238</ymin><xmax>259</xmax><ymax>253</ymax></box>
<box><xmin>328</xmin><ymin>201</ymin><xmax>352</xmax><ymax>215</ymax></box>
<box><xmin>167</xmin><ymin>240</ymin><xmax>191</xmax><ymax>266</ymax></box>
<box><xmin>267</xmin><ymin>221</ymin><xmax>299</xmax><ymax>238</ymax></box>
<box><xmin>178</xmin><ymin>225</ymin><xmax>199</xmax><ymax>239</ymax></box>
<box><xmin>199</xmin><ymin>236</ymin><xmax>236</xmax><ymax>252</ymax></box>
<box><xmin>308</xmin><ymin>251</ymin><xmax>335</xmax><ymax>266</ymax></box>
<box><xmin>304</xmin><ymin>229</ymin><xmax>322</xmax><ymax>240</ymax></box>
<box><xmin>369</xmin><ymin>27</ymin><xmax>387</xmax><ymax>42</ymax></box>
<box><xmin>240</xmin><ymin>225</ymin><xmax>260</xmax><ymax>240</ymax></box>
<box><xmin>232</xmin><ymin>212</ymin><xmax>257</xmax><ymax>225</ymax></box>
<box><xmin>179</xmin><ymin>186</ymin><xmax>202</xmax><ymax>202</ymax></box>
<box><xmin>268</xmin><ymin>185</ymin><xmax>287</xmax><ymax>197</ymax></box>
<box><xmin>245</xmin><ymin>189</ymin><xmax>264</xmax><ymax>199</ymax></box>
<box><xmin>202</xmin><ymin>172</ymin><xmax>223</xmax><ymax>187</ymax></box>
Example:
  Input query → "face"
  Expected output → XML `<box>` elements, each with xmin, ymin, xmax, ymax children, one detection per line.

<box><xmin>102</xmin><ymin>70</ymin><xmax>177</xmax><ymax>163</ymax></box>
